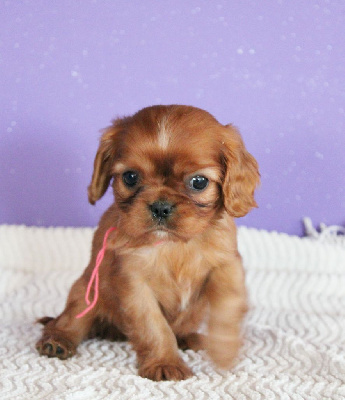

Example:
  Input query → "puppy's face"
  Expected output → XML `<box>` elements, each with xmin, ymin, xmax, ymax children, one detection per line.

<box><xmin>88</xmin><ymin>105</ymin><xmax>259</xmax><ymax>244</ymax></box>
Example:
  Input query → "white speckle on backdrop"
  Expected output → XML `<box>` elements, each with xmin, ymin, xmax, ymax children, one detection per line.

<box><xmin>315</xmin><ymin>152</ymin><xmax>324</xmax><ymax>160</ymax></box>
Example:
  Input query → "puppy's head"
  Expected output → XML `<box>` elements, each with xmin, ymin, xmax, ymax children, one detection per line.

<box><xmin>88</xmin><ymin>105</ymin><xmax>259</xmax><ymax>244</ymax></box>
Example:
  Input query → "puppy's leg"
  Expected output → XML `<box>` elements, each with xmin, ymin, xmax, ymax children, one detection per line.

<box><xmin>204</xmin><ymin>256</ymin><xmax>248</xmax><ymax>369</ymax></box>
<box><xmin>120</xmin><ymin>281</ymin><xmax>193</xmax><ymax>381</ymax></box>
<box><xmin>36</xmin><ymin>277</ymin><xmax>95</xmax><ymax>359</ymax></box>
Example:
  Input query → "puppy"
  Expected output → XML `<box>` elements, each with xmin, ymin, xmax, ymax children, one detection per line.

<box><xmin>36</xmin><ymin>105</ymin><xmax>260</xmax><ymax>381</ymax></box>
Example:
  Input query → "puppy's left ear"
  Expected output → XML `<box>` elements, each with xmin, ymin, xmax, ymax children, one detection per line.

<box><xmin>221</xmin><ymin>124</ymin><xmax>260</xmax><ymax>217</ymax></box>
<box><xmin>88</xmin><ymin>118</ymin><xmax>125</xmax><ymax>205</ymax></box>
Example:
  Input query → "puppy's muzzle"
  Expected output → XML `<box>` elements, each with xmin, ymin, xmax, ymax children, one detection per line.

<box><xmin>150</xmin><ymin>201</ymin><xmax>174</xmax><ymax>224</ymax></box>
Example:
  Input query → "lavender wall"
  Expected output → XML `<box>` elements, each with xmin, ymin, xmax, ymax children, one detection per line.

<box><xmin>1</xmin><ymin>0</ymin><xmax>344</xmax><ymax>235</ymax></box>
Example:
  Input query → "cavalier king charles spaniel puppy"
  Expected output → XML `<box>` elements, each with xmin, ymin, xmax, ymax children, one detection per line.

<box><xmin>36</xmin><ymin>105</ymin><xmax>260</xmax><ymax>381</ymax></box>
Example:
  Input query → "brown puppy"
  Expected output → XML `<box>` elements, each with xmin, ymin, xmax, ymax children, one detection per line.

<box><xmin>36</xmin><ymin>105</ymin><xmax>260</xmax><ymax>381</ymax></box>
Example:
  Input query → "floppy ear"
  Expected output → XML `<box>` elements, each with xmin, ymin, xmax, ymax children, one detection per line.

<box><xmin>221</xmin><ymin>124</ymin><xmax>260</xmax><ymax>217</ymax></box>
<box><xmin>87</xmin><ymin>119</ymin><xmax>124</xmax><ymax>205</ymax></box>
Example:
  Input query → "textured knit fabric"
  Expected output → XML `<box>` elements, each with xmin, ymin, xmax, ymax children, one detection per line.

<box><xmin>0</xmin><ymin>225</ymin><xmax>344</xmax><ymax>400</ymax></box>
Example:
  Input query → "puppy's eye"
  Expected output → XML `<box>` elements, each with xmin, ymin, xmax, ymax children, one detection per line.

<box><xmin>122</xmin><ymin>171</ymin><xmax>139</xmax><ymax>188</ymax></box>
<box><xmin>189</xmin><ymin>176</ymin><xmax>209</xmax><ymax>191</ymax></box>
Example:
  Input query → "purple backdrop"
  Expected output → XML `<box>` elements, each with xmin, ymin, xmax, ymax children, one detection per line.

<box><xmin>1</xmin><ymin>0</ymin><xmax>344</xmax><ymax>235</ymax></box>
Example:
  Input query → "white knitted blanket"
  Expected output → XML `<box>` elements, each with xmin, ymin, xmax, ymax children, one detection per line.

<box><xmin>0</xmin><ymin>225</ymin><xmax>344</xmax><ymax>400</ymax></box>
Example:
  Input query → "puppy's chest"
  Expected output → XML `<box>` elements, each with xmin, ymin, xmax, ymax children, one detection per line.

<box><xmin>138</xmin><ymin>246</ymin><xmax>209</xmax><ymax>312</ymax></box>
<box><xmin>160</xmin><ymin>266</ymin><xmax>195</xmax><ymax>312</ymax></box>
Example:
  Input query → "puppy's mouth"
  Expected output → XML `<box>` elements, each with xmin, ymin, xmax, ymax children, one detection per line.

<box><xmin>149</xmin><ymin>224</ymin><xmax>175</xmax><ymax>236</ymax></box>
<box><xmin>147</xmin><ymin>223</ymin><xmax>183</xmax><ymax>242</ymax></box>
<box><xmin>152</xmin><ymin>229</ymin><xmax>170</xmax><ymax>241</ymax></box>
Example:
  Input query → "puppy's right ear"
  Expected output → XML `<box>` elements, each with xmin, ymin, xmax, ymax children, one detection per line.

<box><xmin>88</xmin><ymin>118</ymin><xmax>125</xmax><ymax>205</ymax></box>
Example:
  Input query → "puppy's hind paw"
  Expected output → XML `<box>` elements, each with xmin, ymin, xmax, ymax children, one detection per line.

<box><xmin>177</xmin><ymin>333</ymin><xmax>205</xmax><ymax>351</ymax></box>
<box><xmin>36</xmin><ymin>335</ymin><xmax>76</xmax><ymax>360</ymax></box>
<box><xmin>36</xmin><ymin>316</ymin><xmax>55</xmax><ymax>326</ymax></box>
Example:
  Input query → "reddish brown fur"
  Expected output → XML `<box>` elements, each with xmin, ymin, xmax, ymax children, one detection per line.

<box><xmin>36</xmin><ymin>105</ymin><xmax>260</xmax><ymax>381</ymax></box>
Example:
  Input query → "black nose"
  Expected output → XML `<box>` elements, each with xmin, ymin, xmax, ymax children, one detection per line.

<box><xmin>150</xmin><ymin>201</ymin><xmax>173</xmax><ymax>220</ymax></box>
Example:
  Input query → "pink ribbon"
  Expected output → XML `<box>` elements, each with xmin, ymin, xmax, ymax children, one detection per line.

<box><xmin>76</xmin><ymin>227</ymin><xmax>117</xmax><ymax>319</ymax></box>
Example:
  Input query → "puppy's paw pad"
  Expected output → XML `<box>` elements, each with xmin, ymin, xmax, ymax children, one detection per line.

<box><xmin>36</xmin><ymin>336</ymin><xmax>75</xmax><ymax>360</ymax></box>
<box><xmin>139</xmin><ymin>360</ymin><xmax>193</xmax><ymax>381</ymax></box>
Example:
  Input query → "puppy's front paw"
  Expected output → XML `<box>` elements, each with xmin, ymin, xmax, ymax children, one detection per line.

<box><xmin>36</xmin><ymin>335</ymin><xmax>76</xmax><ymax>360</ymax></box>
<box><xmin>139</xmin><ymin>358</ymin><xmax>193</xmax><ymax>381</ymax></box>
<box><xmin>206</xmin><ymin>335</ymin><xmax>241</xmax><ymax>369</ymax></box>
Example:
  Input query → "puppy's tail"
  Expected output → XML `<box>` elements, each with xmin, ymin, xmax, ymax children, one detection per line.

<box><xmin>36</xmin><ymin>316</ymin><xmax>55</xmax><ymax>326</ymax></box>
